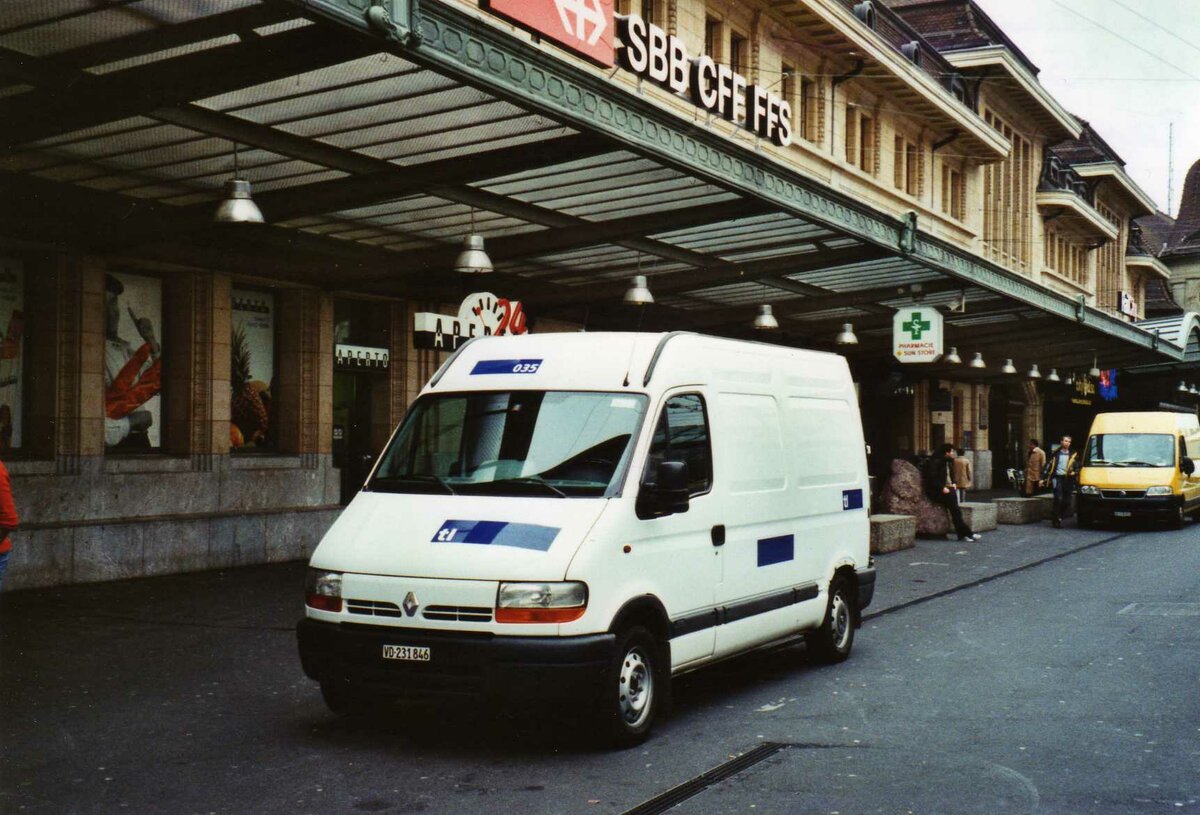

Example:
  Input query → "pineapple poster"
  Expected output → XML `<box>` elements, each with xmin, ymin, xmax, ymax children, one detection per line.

<box><xmin>231</xmin><ymin>290</ymin><xmax>275</xmax><ymax>450</ymax></box>
<box><xmin>104</xmin><ymin>272</ymin><xmax>162</xmax><ymax>451</ymax></box>
<box><xmin>0</xmin><ymin>257</ymin><xmax>22</xmax><ymax>454</ymax></box>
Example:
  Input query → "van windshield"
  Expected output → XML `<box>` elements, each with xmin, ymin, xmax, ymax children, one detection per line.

<box><xmin>369</xmin><ymin>391</ymin><xmax>648</xmax><ymax>498</ymax></box>
<box><xmin>1083</xmin><ymin>434</ymin><xmax>1175</xmax><ymax>468</ymax></box>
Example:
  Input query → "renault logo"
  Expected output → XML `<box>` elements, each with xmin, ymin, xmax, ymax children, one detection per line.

<box><xmin>403</xmin><ymin>591</ymin><xmax>420</xmax><ymax>617</ymax></box>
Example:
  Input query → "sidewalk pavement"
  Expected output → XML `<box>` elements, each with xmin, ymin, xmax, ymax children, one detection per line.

<box><xmin>865</xmin><ymin>514</ymin><xmax>1119</xmax><ymax>619</ymax></box>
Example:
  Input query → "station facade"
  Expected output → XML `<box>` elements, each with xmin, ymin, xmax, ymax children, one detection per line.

<box><xmin>0</xmin><ymin>0</ymin><xmax>1197</xmax><ymax>589</ymax></box>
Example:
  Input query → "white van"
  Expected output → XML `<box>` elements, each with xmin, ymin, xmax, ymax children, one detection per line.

<box><xmin>297</xmin><ymin>332</ymin><xmax>874</xmax><ymax>744</ymax></box>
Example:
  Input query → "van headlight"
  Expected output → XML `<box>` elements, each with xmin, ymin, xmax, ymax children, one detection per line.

<box><xmin>496</xmin><ymin>581</ymin><xmax>587</xmax><ymax>623</ymax></box>
<box><xmin>1145</xmin><ymin>486</ymin><xmax>1173</xmax><ymax>497</ymax></box>
<box><xmin>305</xmin><ymin>568</ymin><xmax>343</xmax><ymax>612</ymax></box>
<box><xmin>1078</xmin><ymin>485</ymin><xmax>1100</xmax><ymax>496</ymax></box>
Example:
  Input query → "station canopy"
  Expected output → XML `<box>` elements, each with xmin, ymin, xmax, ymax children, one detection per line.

<box><xmin>0</xmin><ymin>0</ymin><xmax>1187</xmax><ymax>375</ymax></box>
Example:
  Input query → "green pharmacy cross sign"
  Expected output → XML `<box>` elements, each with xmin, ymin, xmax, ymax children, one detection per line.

<box><xmin>902</xmin><ymin>312</ymin><xmax>932</xmax><ymax>340</ymax></box>
<box><xmin>893</xmin><ymin>306</ymin><xmax>943</xmax><ymax>363</ymax></box>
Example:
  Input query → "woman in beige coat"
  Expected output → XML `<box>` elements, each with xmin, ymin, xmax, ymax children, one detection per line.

<box><xmin>952</xmin><ymin>448</ymin><xmax>973</xmax><ymax>503</ymax></box>
<box><xmin>1024</xmin><ymin>439</ymin><xmax>1046</xmax><ymax>496</ymax></box>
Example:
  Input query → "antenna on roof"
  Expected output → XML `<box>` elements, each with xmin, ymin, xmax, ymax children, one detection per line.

<box><xmin>1168</xmin><ymin>122</ymin><xmax>1175</xmax><ymax>217</ymax></box>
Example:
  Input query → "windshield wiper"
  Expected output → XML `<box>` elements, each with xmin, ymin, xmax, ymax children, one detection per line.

<box><xmin>1087</xmin><ymin>459</ymin><xmax>1110</xmax><ymax>465</ymax></box>
<box><xmin>491</xmin><ymin>475</ymin><xmax>568</xmax><ymax>498</ymax></box>
<box><xmin>1116</xmin><ymin>460</ymin><xmax>1156</xmax><ymax>468</ymax></box>
<box><xmin>372</xmin><ymin>474</ymin><xmax>457</xmax><ymax>495</ymax></box>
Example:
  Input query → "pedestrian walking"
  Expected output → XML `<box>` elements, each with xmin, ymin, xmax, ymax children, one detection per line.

<box><xmin>1040</xmin><ymin>435</ymin><xmax>1080</xmax><ymax>528</ymax></box>
<box><xmin>952</xmin><ymin>448</ymin><xmax>972</xmax><ymax>504</ymax></box>
<box><xmin>923</xmin><ymin>443</ymin><xmax>981</xmax><ymax>542</ymax></box>
<box><xmin>0</xmin><ymin>456</ymin><xmax>18</xmax><ymax>591</ymax></box>
<box><xmin>1024</xmin><ymin>439</ymin><xmax>1046</xmax><ymax>496</ymax></box>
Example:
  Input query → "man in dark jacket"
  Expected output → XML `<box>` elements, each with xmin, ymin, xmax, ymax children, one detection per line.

<box><xmin>922</xmin><ymin>444</ymin><xmax>980</xmax><ymax>542</ymax></box>
<box><xmin>1040</xmin><ymin>435</ymin><xmax>1081</xmax><ymax>528</ymax></box>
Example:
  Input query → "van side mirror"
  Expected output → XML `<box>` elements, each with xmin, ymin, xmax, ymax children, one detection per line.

<box><xmin>638</xmin><ymin>460</ymin><xmax>691</xmax><ymax>518</ymax></box>
<box><xmin>1183</xmin><ymin>457</ymin><xmax>1195</xmax><ymax>476</ymax></box>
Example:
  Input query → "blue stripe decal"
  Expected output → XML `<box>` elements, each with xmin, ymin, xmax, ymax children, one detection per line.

<box><xmin>470</xmin><ymin>359</ymin><xmax>543</xmax><ymax>375</ymax></box>
<box><xmin>842</xmin><ymin>489</ymin><xmax>864</xmax><ymax>511</ymax></box>
<box><xmin>757</xmin><ymin>535</ymin><xmax>795</xmax><ymax>567</ymax></box>
<box><xmin>432</xmin><ymin>520</ymin><xmax>559</xmax><ymax>551</ymax></box>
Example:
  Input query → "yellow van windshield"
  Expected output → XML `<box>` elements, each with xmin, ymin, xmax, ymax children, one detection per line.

<box><xmin>1083</xmin><ymin>434</ymin><xmax>1175</xmax><ymax>468</ymax></box>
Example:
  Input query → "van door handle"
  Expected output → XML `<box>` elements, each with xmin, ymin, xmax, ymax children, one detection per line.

<box><xmin>711</xmin><ymin>525</ymin><xmax>726</xmax><ymax>547</ymax></box>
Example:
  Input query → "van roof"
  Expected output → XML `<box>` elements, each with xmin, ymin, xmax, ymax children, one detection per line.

<box><xmin>425</xmin><ymin>332</ymin><xmax>853</xmax><ymax>396</ymax></box>
<box><xmin>1088</xmin><ymin>411</ymin><xmax>1200</xmax><ymax>435</ymax></box>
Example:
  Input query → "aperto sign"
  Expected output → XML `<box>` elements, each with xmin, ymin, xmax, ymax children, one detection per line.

<box><xmin>617</xmin><ymin>15</ymin><xmax>793</xmax><ymax>147</ymax></box>
<box><xmin>892</xmin><ymin>307</ymin><xmax>944</xmax><ymax>363</ymax></box>
<box><xmin>484</xmin><ymin>0</ymin><xmax>615</xmax><ymax>66</ymax></box>
<box><xmin>414</xmin><ymin>292</ymin><xmax>530</xmax><ymax>351</ymax></box>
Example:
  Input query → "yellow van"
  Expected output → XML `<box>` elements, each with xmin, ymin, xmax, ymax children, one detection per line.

<box><xmin>1076</xmin><ymin>411</ymin><xmax>1200</xmax><ymax>528</ymax></box>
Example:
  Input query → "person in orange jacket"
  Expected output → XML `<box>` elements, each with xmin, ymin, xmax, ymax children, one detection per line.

<box><xmin>0</xmin><ymin>456</ymin><xmax>19</xmax><ymax>591</ymax></box>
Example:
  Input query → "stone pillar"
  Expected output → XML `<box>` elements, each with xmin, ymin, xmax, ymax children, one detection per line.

<box><xmin>211</xmin><ymin>274</ymin><xmax>232</xmax><ymax>457</ymax></box>
<box><xmin>161</xmin><ymin>271</ymin><xmax>223</xmax><ymax>469</ymax></box>
<box><xmin>276</xmin><ymin>288</ymin><xmax>332</xmax><ymax>463</ymax></box>
<box><xmin>1021</xmin><ymin>379</ymin><xmax>1043</xmax><ymax>452</ymax></box>
<box><xmin>22</xmin><ymin>257</ymin><xmax>62</xmax><ymax>461</ymax></box>
<box><xmin>913</xmin><ymin>379</ymin><xmax>931</xmax><ymax>454</ymax></box>
<box><xmin>33</xmin><ymin>256</ymin><xmax>106</xmax><ymax>473</ymax></box>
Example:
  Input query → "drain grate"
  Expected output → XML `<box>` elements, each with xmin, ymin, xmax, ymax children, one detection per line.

<box><xmin>621</xmin><ymin>742</ymin><xmax>789</xmax><ymax>815</ymax></box>
<box><xmin>1118</xmin><ymin>603</ymin><xmax>1200</xmax><ymax>617</ymax></box>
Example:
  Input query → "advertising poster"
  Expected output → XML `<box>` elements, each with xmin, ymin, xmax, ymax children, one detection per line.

<box><xmin>231</xmin><ymin>289</ymin><xmax>276</xmax><ymax>450</ymax></box>
<box><xmin>0</xmin><ymin>258</ymin><xmax>23</xmax><ymax>453</ymax></box>
<box><xmin>105</xmin><ymin>272</ymin><xmax>163</xmax><ymax>451</ymax></box>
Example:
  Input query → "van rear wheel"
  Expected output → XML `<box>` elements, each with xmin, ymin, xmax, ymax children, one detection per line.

<box><xmin>806</xmin><ymin>577</ymin><xmax>855</xmax><ymax>664</ymax></box>
<box><xmin>596</xmin><ymin>626</ymin><xmax>667</xmax><ymax>747</ymax></box>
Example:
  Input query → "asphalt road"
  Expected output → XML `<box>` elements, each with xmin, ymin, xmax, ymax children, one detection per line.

<box><xmin>2</xmin><ymin>519</ymin><xmax>1198</xmax><ymax>815</ymax></box>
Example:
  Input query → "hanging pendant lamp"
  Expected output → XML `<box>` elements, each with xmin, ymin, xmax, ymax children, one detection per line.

<box><xmin>214</xmin><ymin>143</ymin><xmax>264</xmax><ymax>224</ymax></box>
<box><xmin>943</xmin><ymin>346</ymin><xmax>962</xmax><ymax>364</ymax></box>
<box><xmin>969</xmin><ymin>352</ymin><xmax>986</xmax><ymax>369</ymax></box>
<box><xmin>623</xmin><ymin>275</ymin><xmax>654</xmax><ymax>306</ymax></box>
<box><xmin>754</xmin><ymin>304</ymin><xmax>780</xmax><ymax>330</ymax></box>
<box><xmin>453</xmin><ymin>209</ymin><xmax>494</xmax><ymax>274</ymax></box>
<box><xmin>1046</xmin><ymin>368</ymin><xmax>1061</xmax><ymax>383</ymax></box>
<box><xmin>835</xmin><ymin>322</ymin><xmax>858</xmax><ymax>345</ymax></box>
<box><xmin>1001</xmin><ymin>358</ymin><xmax>1017</xmax><ymax>374</ymax></box>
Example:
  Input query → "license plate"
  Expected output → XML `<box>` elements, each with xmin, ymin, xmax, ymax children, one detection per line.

<box><xmin>382</xmin><ymin>644</ymin><xmax>431</xmax><ymax>662</ymax></box>
<box><xmin>1114</xmin><ymin>511</ymin><xmax>1132</xmax><ymax>518</ymax></box>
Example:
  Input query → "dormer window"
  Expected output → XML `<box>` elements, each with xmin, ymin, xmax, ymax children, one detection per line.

<box><xmin>853</xmin><ymin>1</ymin><xmax>876</xmax><ymax>30</ymax></box>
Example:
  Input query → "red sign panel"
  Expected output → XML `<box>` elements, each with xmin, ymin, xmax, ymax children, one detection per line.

<box><xmin>485</xmin><ymin>0</ymin><xmax>615</xmax><ymax>66</ymax></box>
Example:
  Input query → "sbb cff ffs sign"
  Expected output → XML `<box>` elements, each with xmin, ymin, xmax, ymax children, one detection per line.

<box><xmin>484</xmin><ymin>0</ymin><xmax>615</xmax><ymax>66</ymax></box>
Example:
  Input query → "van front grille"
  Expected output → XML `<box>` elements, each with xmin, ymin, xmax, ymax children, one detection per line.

<box><xmin>422</xmin><ymin>605</ymin><xmax>493</xmax><ymax>622</ymax></box>
<box><xmin>346</xmin><ymin>599</ymin><xmax>404</xmax><ymax>618</ymax></box>
<box><xmin>1100</xmin><ymin>489</ymin><xmax>1147</xmax><ymax>499</ymax></box>
<box><xmin>346</xmin><ymin>600</ymin><xmax>493</xmax><ymax>623</ymax></box>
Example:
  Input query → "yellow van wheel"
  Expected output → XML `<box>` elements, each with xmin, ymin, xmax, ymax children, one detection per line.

<box><xmin>1170</xmin><ymin>505</ymin><xmax>1186</xmax><ymax>530</ymax></box>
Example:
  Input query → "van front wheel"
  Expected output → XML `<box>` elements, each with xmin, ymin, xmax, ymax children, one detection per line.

<box><xmin>597</xmin><ymin>626</ymin><xmax>666</xmax><ymax>747</ymax></box>
<box><xmin>806</xmin><ymin>577</ymin><xmax>855</xmax><ymax>664</ymax></box>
